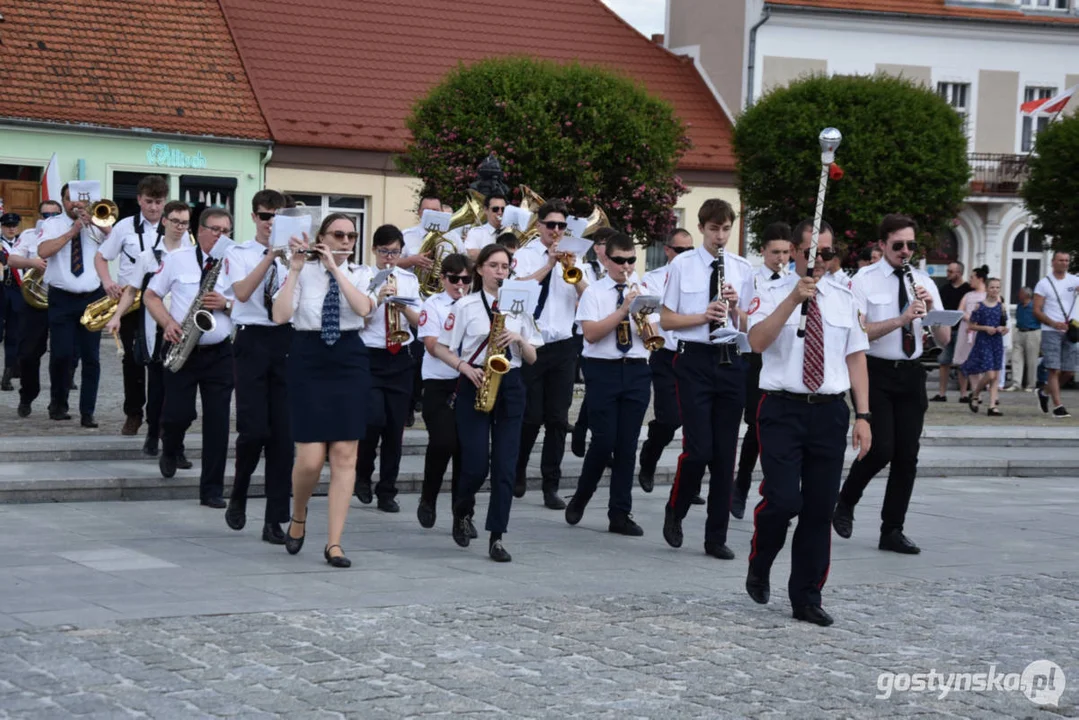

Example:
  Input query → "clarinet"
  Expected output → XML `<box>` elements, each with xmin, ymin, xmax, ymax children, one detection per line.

<box><xmin>713</xmin><ymin>248</ymin><xmax>728</xmax><ymax>330</ymax></box>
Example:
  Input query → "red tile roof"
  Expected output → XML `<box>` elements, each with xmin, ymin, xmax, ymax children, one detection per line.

<box><xmin>1</xmin><ymin>0</ymin><xmax>270</xmax><ymax>140</ymax></box>
<box><xmin>218</xmin><ymin>0</ymin><xmax>735</xmax><ymax>171</ymax></box>
<box><xmin>767</xmin><ymin>0</ymin><xmax>1079</xmax><ymax>25</ymax></box>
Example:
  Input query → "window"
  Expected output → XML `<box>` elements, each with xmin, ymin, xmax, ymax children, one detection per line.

<box><xmin>1020</xmin><ymin>0</ymin><xmax>1069</xmax><ymax>9</ymax></box>
<box><xmin>1022</xmin><ymin>86</ymin><xmax>1057</xmax><ymax>152</ymax></box>
<box><xmin>1010</xmin><ymin>227</ymin><xmax>1047</xmax><ymax>303</ymax></box>
<box><xmin>937</xmin><ymin>82</ymin><xmax>971</xmax><ymax>140</ymax></box>
<box><xmin>287</xmin><ymin>193</ymin><xmax>368</xmax><ymax>264</ymax></box>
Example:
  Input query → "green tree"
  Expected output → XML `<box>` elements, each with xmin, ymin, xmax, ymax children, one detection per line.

<box><xmin>1022</xmin><ymin>113</ymin><xmax>1079</xmax><ymax>263</ymax></box>
<box><xmin>733</xmin><ymin>74</ymin><xmax>970</xmax><ymax>258</ymax></box>
<box><xmin>397</xmin><ymin>57</ymin><xmax>690</xmax><ymax>243</ymax></box>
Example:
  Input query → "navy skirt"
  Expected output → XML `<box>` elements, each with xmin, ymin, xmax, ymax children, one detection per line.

<box><xmin>287</xmin><ymin>330</ymin><xmax>369</xmax><ymax>443</ymax></box>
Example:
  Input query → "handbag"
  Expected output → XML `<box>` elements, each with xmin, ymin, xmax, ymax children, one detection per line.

<box><xmin>1047</xmin><ymin>277</ymin><xmax>1079</xmax><ymax>343</ymax></box>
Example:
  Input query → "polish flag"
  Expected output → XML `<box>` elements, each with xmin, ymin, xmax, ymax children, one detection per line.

<box><xmin>41</xmin><ymin>153</ymin><xmax>62</xmax><ymax>201</ymax></box>
<box><xmin>1021</xmin><ymin>85</ymin><xmax>1077</xmax><ymax>115</ymax></box>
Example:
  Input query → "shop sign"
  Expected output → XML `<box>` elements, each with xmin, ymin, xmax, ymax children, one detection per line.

<box><xmin>146</xmin><ymin>143</ymin><xmax>208</xmax><ymax>169</ymax></box>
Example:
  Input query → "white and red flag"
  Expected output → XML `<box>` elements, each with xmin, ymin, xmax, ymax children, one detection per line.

<box><xmin>1021</xmin><ymin>85</ymin><xmax>1077</xmax><ymax>116</ymax></box>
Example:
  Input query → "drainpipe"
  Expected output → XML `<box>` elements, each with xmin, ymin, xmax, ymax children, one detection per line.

<box><xmin>259</xmin><ymin>144</ymin><xmax>274</xmax><ymax>189</ymax></box>
<box><xmin>746</xmin><ymin>6</ymin><xmax>772</xmax><ymax>110</ymax></box>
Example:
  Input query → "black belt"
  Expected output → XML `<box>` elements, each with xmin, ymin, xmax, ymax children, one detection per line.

<box><xmin>585</xmin><ymin>357</ymin><xmax>648</xmax><ymax>365</ymax></box>
<box><xmin>676</xmin><ymin>340</ymin><xmax>739</xmax><ymax>364</ymax></box>
<box><xmin>193</xmin><ymin>339</ymin><xmax>231</xmax><ymax>352</ymax></box>
<box><xmin>237</xmin><ymin>323</ymin><xmax>290</xmax><ymax>331</ymax></box>
<box><xmin>768</xmin><ymin>389</ymin><xmax>844</xmax><ymax>405</ymax></box>
<box><xmin>1018</xmin><ymin>328</ymin><xmax>1039</xmax><ymax>332</ymax></box>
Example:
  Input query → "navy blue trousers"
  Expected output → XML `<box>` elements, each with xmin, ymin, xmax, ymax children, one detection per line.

<box><xmin>47</xmin><ymin>287</ymin><xmax>104</xmax><ymax>416</ymax></box>
<box><xmin>454</xmin><ymin>368</ymin><xmax>525</xmax><ymax>534</ymax></box>
<box><xmin>751</xmin><ymin>393</ymin><xmax>848</xmax><ymax>607</ymax></box>
<box><xmin>573</xmin><ymin>358</ymin><xmax>651</xmax><ymax>518</ymax></box>
<box><xmin>1</xmin><ymin>282</ymin><xmax>24</xmax><ymax>370</ymax></box>
<box><xmin>17</xmin><ymin>306</ymin><xmax>48</xmax><ymax>406</ymax></box>
<box><xmin>668</xmin><ymin>344</ymin><xmax>745</xmax><ymax>545</ymax></box>
<box><xmin>639</xmin><ymin>348</ymin><xmax>680</xmax><ymax>474</ymax></box>
<box><xmin>357</xmin><ymin>347</ymin><xmax>414</xmax><ymax>501</ymax></box>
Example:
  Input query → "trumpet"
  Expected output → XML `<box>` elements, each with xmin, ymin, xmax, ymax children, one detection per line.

<box><xmin>629</xmin><ymin>285</ymin><xmax>664</xmax><ymax>351</ymax></box>
<box><xmin>560</xmin><ymin>253</ymin><xmax>582</xmax><ymax>284</ymax></box>
<box><xmin>84</xmin><ymin>199</ymin><xmax>119</xmax><ymax>244</ymax></box>
<box><xmin>384</xmin><ymin>274</ymin><xmax>411</xmax><ymax>345</ymax></box>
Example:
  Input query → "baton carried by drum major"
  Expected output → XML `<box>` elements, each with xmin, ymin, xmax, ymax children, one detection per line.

<box><xmin>797</xmin><ymin>128</ymin><xmax>842</xmax><ymax>338</ymax></box>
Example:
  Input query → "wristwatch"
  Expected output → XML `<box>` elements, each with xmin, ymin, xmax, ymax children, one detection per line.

<box><xmin>855</xmin><ymin>412</ymin><xmax>872</xmax><ymax>422</ymax></box>
<box><xmin>224</xmin><ymin>300</ymin><xmax>233</xmax><ymax>314</ymax></box>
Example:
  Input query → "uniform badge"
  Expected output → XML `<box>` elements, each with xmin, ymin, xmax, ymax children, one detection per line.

<box><xmin>444</xmin><ymin>313</ymin><xmax>455</xmax><ymax>331</ymax></box>
<box><xmin>224</xmin><ymin>258</ymin><xmax>230</xmax><ymax>275</ymax></box>
<box><xmin>858</xmin><ymin>311</ymin><xmax>867</xmax><ymax>332</ymax></box>
<box><xmin>419</xmin><ymin>310</ymin><xmax>428</xmax><ymax>327</ymax></box>
<box><xmin>848</xmin><ymin>279</ymin><xmax>853</xmax><ymax>290</ymax></box>
<box><xmin>748</xmin><ymin>297</ymin><xmax>761</xmax><ymax>315</ymax></box>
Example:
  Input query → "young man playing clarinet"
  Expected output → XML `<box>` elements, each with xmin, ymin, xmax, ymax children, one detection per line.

<box><xmin>660</xmin><ymin>199</ymin><xmax>754</xmax><ymax>560</ymax></box>
<box><xmin>356</xmin><ymin>225</ymin><xmax>421</xmax><ymax>513</ymax></box>
<box><xmin>565</xmin><ymin>232</ymin><xmax>652</xmax><ymax>537</ymax></box>
<box><xmin>221</xmin><ymin>190</ymin><xmax>293</xmax><ymax>544</ymax></box>
<box><xmin>746</xmin><ymin>218</ymin><xmax>872</xmax><ymax>627</ymax></box>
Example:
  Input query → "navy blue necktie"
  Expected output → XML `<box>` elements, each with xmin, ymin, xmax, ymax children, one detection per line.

<box><xmin>321</xmin><ymin>273</ymin><xmax>341</xmax><ymax>346</ymax></box>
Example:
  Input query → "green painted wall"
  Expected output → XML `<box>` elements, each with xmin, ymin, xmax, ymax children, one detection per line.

<box><xmin>0</xmin><ymin>125</ymin><xmax>267</xmax><ymax>240</ymax></box>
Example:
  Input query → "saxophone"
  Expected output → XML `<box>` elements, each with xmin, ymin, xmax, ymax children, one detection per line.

<box><xmin>474</xmin><ymin>311</ymin><xmax>511</xmax><ymax>413</ymax></box>
<box><xmin>163</xmin><ymin>260</ymin><xmax>222</xmax><ymax>372</ymax></box>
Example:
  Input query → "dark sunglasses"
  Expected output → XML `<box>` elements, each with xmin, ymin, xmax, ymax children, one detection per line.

<box><xmin>542</xmin><ymin>221</ymin><xmax>567</xmax><ymax>231</ymax></box>
<box><xmin>891</xmin><ymin>241</ymin><xmax>917</xmax><ymax>252</ymax></box>
<box><xmin>40</xmin><ymin>211</ymin><xmax>61</xmax><ymax>219</ymax></box>
<box><xmin>255</xmin><ymin>211</ymin><xmax>276</xmax><ymax>221</ymax></box>
<box><xmin>803</xmin><ymin>247</ymin><xmax>837</xmax><ymax>261</ymax></box>
<box><xmin>488</xmin><ymin>206</ymin><xmax>505</xmax><ymax>214</ymax></box>
<box><xmin>670</xmin><ymin>246</ymin><xmax>693</xmax><ymax>254</ymax></box>
<box><xmin>609</xmin><ymin>256</ymin><xmax>636</xmax><ymax>265</ymax></box>
<box><xmin>444</xmin><ymin>274</ymin><xmax>470</xmax><ymax>284</ymax></box>
<box><xmin>327</xmin><ymin>230</ymin><xmax>359</xmax><ymax>241</ymax></box>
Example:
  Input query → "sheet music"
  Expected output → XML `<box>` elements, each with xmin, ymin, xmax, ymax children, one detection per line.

<box><xmin>711</xmin><ymin>326</ymin><xmax>752</xmax><ymax>353</ymax></box>
<box><xmin>269</xmin><ymin>213</ymin><xmax>311</xmax><ymax>250</ymax></box>
<box><xmin>420</xmin><ymin>210</ymin><xmax>452</xmax><ymax>233</ymax></box>
<box><xmin>630</xmin><ymin>294</ymin><xmax>661</xmax><ymax>314</ymax></box>
<box><xmin>499</xmin><ymin>279</ymin><xmax>541</xmax><ymax>317</ymax></box>
<box><xmin>924</xmin><ymin>310</ymin><xmax>964</xmax><ymax>327</ymax></box>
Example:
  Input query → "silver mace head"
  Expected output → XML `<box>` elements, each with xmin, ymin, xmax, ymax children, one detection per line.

<box><xmin>820</xmin><ymin>127</ymin><xmax>842</xmax><ymax>164</ymax></box>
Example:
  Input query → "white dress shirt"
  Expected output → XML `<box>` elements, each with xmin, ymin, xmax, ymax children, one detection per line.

<box><xmin>851</xmin><ymin>259</ymin><xmax>943</xmax><ymax>360</ymax></box>
<box><xmin>283</xmin><ymin>260</ymin><xmax>373</xmax><ymax>332</ymax></box>
<box><xmin>98</xmin><ymin>214</ymin><xmax>187</xmax><ymax>287</ymax></box>
<box><xmin>661</xmin><ymin>245</ymin><xmax>755</xmax><ymax>344</ymax></box>
<box><xmin>581</xmin><ymin>260</ymin><xmax>606</xmax><ymax>285</ymax></box>
<box><xmin>223</xmin><ymin>240</ymin><xmax>288</xmax><ymax>327</ymax></box>
<box><xmin>418</xmin><ymin>292</ymin><xmax>460</xmax><ymax>380</ymax></box>
<box><xmin>439</xmin><ymin>291</ymin><xmax>542</xmax><ymax>371</ymax></box>
<box><xmin>1033</xmin><ymin>273</ymin><xmax>1079</xmax><ymax>330</ymax></box>
<box><xmin>360</xmin><ymin>266</ymin><xmax>420</xmax><ymax>348</ymax></box>
<box><xmin>576</xmin><ymin>276</ymin><xmax>651</xmax><ymax>360</ymax></box>
<box><xmin>463</xmin><ymin>223</ymin><xmax>498</xmax><ymax>253</ymax></box>
<box><xmin>39</xmin><ymin>214</ymin><xmax>104</xmax><ymax>294</ymax></box>
<box><xmin>133</xmin><ymin>243</ymin><xmax>186</xmax><ymax>357</ymax></box>
<box><xmin>641</xmin><ymin>265</ymin><xmax>677</xmax><ymax>350</ymax></box>
<box><xmin>749</xmin><ymin>272</ymin><xmax>869</xmax><ymax>394</ymax></box>
<box><xmin>147</xmin><ymin>245</ymin><xmax>233</xmax><ymax>345</ymax></box>
<box><xmin>401</xmin><ymin>225</ymin><xmax>464</xmax><ymax>259</ymax></box>
<box><xmin>512</xmin><ymin>241</ymin><xmax>582</xmax><ymax>343</ymax></box>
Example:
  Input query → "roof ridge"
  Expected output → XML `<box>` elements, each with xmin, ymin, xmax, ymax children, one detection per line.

<box><xmin>215</xmin><ymin>0</ymin><xmax>275</xmax><ymax>141</ymax></box>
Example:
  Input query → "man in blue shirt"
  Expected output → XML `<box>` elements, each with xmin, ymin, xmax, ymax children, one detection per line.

<box><xmin>1008</xmin><ymin>287</ymin><xmax>1041</xmax><ymax>392</ymax></box>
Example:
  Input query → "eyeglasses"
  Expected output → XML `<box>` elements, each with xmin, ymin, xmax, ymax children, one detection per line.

<box><xmin>803</xmin><ymin>247</ymin><xmax>837</xmax><ymax>261</ymax></box>
<box><xmin>167</xmin><ymin>218</ymin><xmax>190</xmax><ymax>227</ymax></box>
<box><xmin>375</xmin><ymin>247</ymin><xmax>401</xmax><ymax>257</ymax></box>
<box><xmin>326</xmin><ymin>231</ymin><xmax>359</xmax><ymax>241</ymax></box>
<box><xmin>542</xmin><ymin>221</ymin><xmax>567</xmax><ymax>231</ymax></box>
<box><xmin>489</xmin><ymin>206</ymin><xmax>505</xmax><ymax>214</ymax></box>
<box><xmin>203</xmin><ymin>225</ymin><xmax>231</xmax><ymax>235</ymax></box>
<box><xmin>669</xmin><ymin>246</ymin><xmax>693</xmax><ymax>254</ymax></box>
<box><xmin>40</xmin><ymin>212</ymin><xmax>61</xmax><ymax>219</ymax></box>
<box><xmin>255</xmin><ymin>211</ymin><xmax>277</xmax><ymax>221</ymax></box>
<box><xmin>445</xmin><ymin>274</ymin><xmax>470</xmax><ymax>284</ymax></box>
<box><xmin>609</xmin><ymin>256</ymin><xmax>636</xmax><ymax>265</ymax></box>
<box><xmin>891</xmin><ymin>241</ymin><xmax>917</xmax><ymax>252</ymax></box>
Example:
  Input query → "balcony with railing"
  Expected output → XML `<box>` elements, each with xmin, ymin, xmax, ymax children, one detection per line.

<box><xmin>968</xmin><ymin>153</ymin><xmax>1030</xmax><ymax>197</ymax></box>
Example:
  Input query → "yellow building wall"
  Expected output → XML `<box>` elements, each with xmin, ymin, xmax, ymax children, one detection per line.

<box><xmin>673</xmin><ymin>184</ymin><xmax>744</xmax><ymax>253</ymax></box>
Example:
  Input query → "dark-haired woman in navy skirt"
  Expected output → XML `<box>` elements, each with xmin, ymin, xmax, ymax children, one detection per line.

<box><xmin>272</xmin><ymin>213</ymin><xmax>375</xmax><ymax>568</ymax></box>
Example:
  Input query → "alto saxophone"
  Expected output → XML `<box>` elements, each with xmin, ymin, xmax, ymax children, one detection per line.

<box><xmin>163</xmin><ymin>260</ymin><xmax>222</xmax><ymax>372</ymax></box>
<box><xmin>474</xmin><ymin>311</ymin><xmax>510</xmax><ymax>413</ymax></box>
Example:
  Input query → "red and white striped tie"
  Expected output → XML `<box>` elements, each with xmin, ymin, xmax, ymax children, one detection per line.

<box><xmin>803</xmin><ymin>298</ymin><xmax>824</xmax><ymax>392</ymax></box>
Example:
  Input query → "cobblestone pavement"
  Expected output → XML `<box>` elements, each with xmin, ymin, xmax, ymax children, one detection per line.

<box><xmin>0</xmin><ymin>342</ymin><xmax>1074</xmax><ymax>436</ymax></box>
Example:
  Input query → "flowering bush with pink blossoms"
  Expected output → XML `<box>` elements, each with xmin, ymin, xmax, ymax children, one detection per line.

<box><xmin>397</xmin><ymin>57</ymin><xmax>691</xmax><ymax>245</ymax></box>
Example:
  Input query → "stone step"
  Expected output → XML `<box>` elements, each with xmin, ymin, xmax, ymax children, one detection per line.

<box><xmin>0</xmin><ymin>443</ymin><xmax>1074</xmax><ymax>504</ymax></box>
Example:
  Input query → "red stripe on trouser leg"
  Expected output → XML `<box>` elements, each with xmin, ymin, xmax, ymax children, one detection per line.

<box><xmin>668</xmin><ymin>354</ymin><xmax>685</xmax><ymax>510</ymax></box>
<box><xmin>748</xmin><ymin>394</ymin><xmax>768</xmax><ymax>563</ymax></box>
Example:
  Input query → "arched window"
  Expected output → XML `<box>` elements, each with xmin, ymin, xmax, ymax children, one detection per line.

<box><xmin>1010</xmin><ymin>227</ymin><xmax>1046</xmax><ymax>303</ymax></box>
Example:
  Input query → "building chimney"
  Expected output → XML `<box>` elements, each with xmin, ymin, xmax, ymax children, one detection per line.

<box><xmin>651</xmin><ymin>33</ymin><xmax>665</xmax><ymax>45</ymax></box>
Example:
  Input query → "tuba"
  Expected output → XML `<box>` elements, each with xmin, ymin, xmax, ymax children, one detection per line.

<box><xmin>474</xmin><ymin>311</ymin><xmax>510</xmax><ymax>413</ymax></box>
<box><xmin>81</xmin><ymin>291</ymin><xmax>142</xmax><ymax>332</ymax></box>
<box><xmin>416</xmin><ymin>190</ymin><xmax>484</xmax><ymax>298</ymax></box>
<box><xmin>384</xmin><ymin>274</ymin><xmax>411</xmax><ymax>345</ymax></box>
<box><xmin>513</xmin><ymin>185</ymin><xmax>546</xmax><ymax>248</ymax></box>
<box><xmin>19</xmin><ymin>268</ymin><xmax>49</xmax><ymax>309</ymax></box>
<box><xmin>163</xmin><ymin>260</ymin><xmax>222</xmax><ymax>372</ymax></box>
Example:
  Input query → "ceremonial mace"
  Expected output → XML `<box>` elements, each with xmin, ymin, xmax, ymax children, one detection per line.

<box><xmin>798</xmin><ymin>127</ymin><xmax>842</xmax><ymax>338</ymax></box>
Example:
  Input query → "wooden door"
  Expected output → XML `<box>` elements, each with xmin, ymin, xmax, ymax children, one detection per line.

<box><xmin>0</xmin><ymin>181</ymin><xmax>41</xmax><ymax>232</ymax></box>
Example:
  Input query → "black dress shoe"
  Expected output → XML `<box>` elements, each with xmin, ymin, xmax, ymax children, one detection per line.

<box><xmin>175</xmin><ymin>453</ymin><xmax>193</xmax><ymax>470</ymax></box>
<box><xmin>564</xmin><ymin>494</ymin><xmax>587</xmax><ymax>525</ymax></box>
<box><xmin>608</xmin><ymin>514</ymin><xmax>644</xmax><ymax>537</ymax></box>
<box><xmin>879</xmin><ymin>529</ymin><xmax>921</xmax><ymax>555</ymax></box>
<box><xmin>159</xmin><ymin>454</ymin><xmax>177</xmax><ymax>479</ymax></box>
<box><xmin>80</xmin><ymin>415</ymin><xmax>98</xmax><ymax>429</ymax></box>
<box><xmin>704</xmin><ymin>541</ymin><xmax>735</xmax><ymax>560</ymax></box>
<box><xmin>663</xmin><ymin>505</ymin><xmax>683</xmax><ymax>548</ymax></box>
<box><xmin>417</xmin><ymin>500</ymin><xmax>436</xmax><ymax>529</ymax></box>
<box><xmin>513</xmin><ymin>472</ymin><xmax>527</xmax><ymax>498</ymax></box>
<box><xmin>832</xmin><ymin>500</ymin><xmax>854</xmax><ymax>539</ymax></box>
<box><xmin>285</xmin><ymin>516</ymin><xmax>306</xmax><ymax>555</ymax></box>
<box><xmin>691</xmin><ymin>495</ymin><xmax>706</xmax><ymax>506</ymax></box>
<box><xmin>142</xmin><ymin>434</ymin><xmax>159</xmax><ymax>457</ymax></box>
<box><xmin>730</xmin><ymin>486</ymin><xmax>748</xmax><ymax>520</ymax></box>
<box><xmin>1</xmin><ymin>369</ymin><xmax>13</xmax><ymax>391</ymax></box>
<box><xmin>17</xmin><ymin>402</ymin><xmax>31</xmax><ymax>418</ymax></box>
<box><xmin>201</xmin><ymin>496</ymin><xmax>227</xmax><ymax>509</ymax></box>
<box><xmin>355</xmin><ymin>482</ymin><xmax>373</xmax><ymax>504</ymax></box>
<box><xmin>324</xmin><ymin>544</ymin><xmax>351</xmax><ymax>568</ymax></box>
<box><xmin>570</xmin><ymin>425</ymin><xmax>586</xmax><ymax>458</ymax></box>
<box><xmin>466</xmin><ymin>516</ymin><xmax>478</xmax><ymax>539</ymax></box>
<box><xmin>543</xmin><ymin>491</ymin><xmax>566</xmax><ymax>510</ymax></box>
<box><xmin>405</xmin><ymin>409</ymin><xmax>415</xmax><ymax>428</ymax></box>
<box><xmin>637</xmin><ymin>466</ymin><xmax>654</xmax><ymax>493</ymax></box>
<box><xmin>225</xmin><ymin>502</ymin><xmax>246</xmax><ymax>531</ymax></box>
<box><xmin>377</xmin><ymin>498</ymin><xmax>400</xmax><ymax>513</ymax></box>
<box><xmin>262</xmin><ymin>522</ymin><xmax>286</xmax><ymax>545</ymax></box>
<box><xmin>452</xmin><ymin>515</ymin><xmax>471</xmax><ymax>548</ymax></box>
<box><xmin>746</xmin><ymin>567</ymin><xmax>770</xmax><ymax>604</ymax></box>
<box><xmin>793</xmin><ymin>604</ymin><xmax>834</xmax><ymax>627</ymax></box>
<box><xmin>48</xmin><ymin>407</ymin><xmax>71</xmax><ymax>421</ymax></box>
<box><xmin>488</xmin><ymin>539</ymin><xmax>512</xmax><ymax>563</ymax></box>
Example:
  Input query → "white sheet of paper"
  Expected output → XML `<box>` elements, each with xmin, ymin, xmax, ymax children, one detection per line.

<box><xmin>711</xmin><ymin>327</ymin><xmax>752</xmax><ymax>353</ymax></box>
<box><xmin>269</xmin><ymin>213</ymin><xmax>311</xmax><ymax>250</ymax></box>
<box><xmin>630</xmin><ymin>295</ymin><xmax>661</xmax><ymax>314</ymax></box>
<box><xmin>367</xmin><ymin>267</ymin><xmax>393</xmax><ymax>292</ymax></box>
<box><xmin>209</xmin><ymin>237</ymin><xmax>234</xmax><ymax>261</ymax></box>
<box><xmin>502</xmin><ymin>206</ymin><xmax>532</xmax><ymax>233</ymax></box>
<box><xmin>68</xmin><ymin>180</ymin><xmax>102</xmax><ymax>203</ymax></box>
<box><xmin>499</xmin><ymin>279</ymin><xmax>541</xmax><ymax>317</ymax></box>
<box><xmin>924</xmin><ymin>310</ymin><xmax>964</xmax><ymax>327</ymax></box>
<box><xmin>420</xmin><ymin>210</ymin><xmax>452</xmax><ymax>233</ymax></box>
<box><xmin>388</xmin><ymin>296</ymin><xmax>419</xmax><ymax>307</ymax></box>
<box><xmin>564</xmin><ymin>216</ymin><xmax>588</xmax><ymax>239</ymax></box>
<box><xmin>557</xmin><ymin>234</ymin><xmax>593</xmax><ymax>256</ymax></box>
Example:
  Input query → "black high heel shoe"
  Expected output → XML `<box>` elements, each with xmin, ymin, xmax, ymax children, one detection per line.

<box><xmin>324</xmin><ymin>544</ymin><xmax>351</xmax><ymax>568</ymax></box>
<box><xmin>285</xmin><ymin>516</ymin><xmax>306</xmax><ymax>555</ymax></box>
